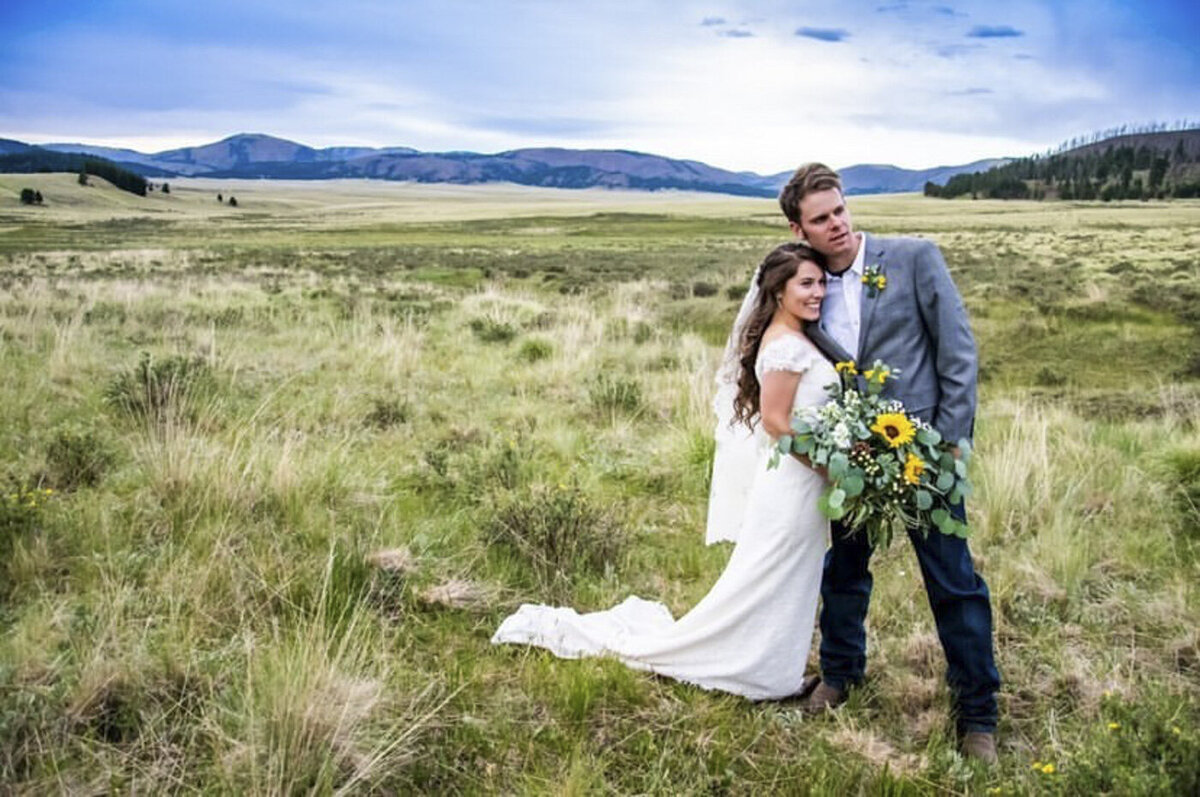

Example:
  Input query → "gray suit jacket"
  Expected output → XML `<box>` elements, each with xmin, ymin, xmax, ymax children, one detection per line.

<box><xmin>805</xmin><ymin>232</ymin><xmax>977</xmax><ymax>444</ymax></box>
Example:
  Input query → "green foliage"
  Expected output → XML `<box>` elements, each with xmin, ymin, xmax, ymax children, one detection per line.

<box><xmin>42</xmin><ymin>424</ymin><xmax>115</xmax><ymax>490</ymax></box>
<box><xmin>0</xmin><ymin>149</ymin><xmax>147</xmax><ymax>195</ymax></box>
<box><xmin>1054</xmin><ymin>694</ymin><xmax>1200</xmax><ymax>794</ymax></box>
<box><xmin>18</xmin><ymin>188</ymin><xmax>39</xmax><ymax>205</ymax></box>
<box><xmin>0</xmin><ymin>189</ymin><xmax>1197</xmax><ymax>792</ymax></box>
<box><xmin>364</xmin><ymin>396</ymin><xmax>409</xmax><ymax>429</ymax></box>
<box><xmin>516</xmin><ymin>337</ymin><xmax>554</xmax><ymax>362</ymax></box>
<box><xmin>927</xmin><ymin>128</ymin><xmax>1200</xmax><ymax>200</ymax></box>
<box><xmin>103</xmin><ymin>351</ymin><xmax>215</xmax><ymax>424</ymax></box>
<box><xmin>484</xmin><ymin>483</ymin><xmax>628</xmax><ymax>599</ymax></box>
<box><xmin>468</xmin><ymin>316</ymin><xmax>517</xmax><ymax>343</ymax></box>
<box><xmin>588</xmin><ymin>373</ymin><xmax>643</xmax><ymax>416</ymax></box>
<box><xmin>1164</xmin><ymin>448</ymin><xmax>1200</xmax><ymax>538</ymax></box>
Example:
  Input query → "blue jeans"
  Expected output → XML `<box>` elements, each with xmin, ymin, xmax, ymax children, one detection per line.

<box><xmin>818</xmin><ymin>504</ymin><xmax>1000</xmax><ymax>734</ymax></box>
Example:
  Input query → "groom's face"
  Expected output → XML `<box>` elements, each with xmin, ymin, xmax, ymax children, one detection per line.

<box><xmin>791</xmin><ymin>188</ymin><xmax>856</xmax><ymax>263</ymax></box>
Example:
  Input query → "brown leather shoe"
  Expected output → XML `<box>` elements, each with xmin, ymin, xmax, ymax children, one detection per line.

<box><xmin>960</xmin><ymin>731</ymin><xmax>998</xmax><ymax>765</ymax></box>
<box><xmin>803</xmin><ymin>680</ymin><xmax>847</xmax><ymax>713</ymax></box>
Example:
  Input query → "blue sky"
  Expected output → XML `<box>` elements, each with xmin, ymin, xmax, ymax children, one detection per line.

<box><xmin>1</xmin><ymin>0</ymin><xmax>1196</xmax><ymax>172</ymax></box>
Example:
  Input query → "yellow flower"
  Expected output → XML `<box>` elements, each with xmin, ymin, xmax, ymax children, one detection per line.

<box><xmin>860</xmin><ymin>274</ymin><xmax>869</xmax><ymax>284</ymax></box>
<box><xmin>1031</xmin><ymin>761</ymin><xmax>1042</xmax><ymax>770</ymax></box>
<box><xmin>1041</xmin><ymin>763</ymin><xmax>1056</xmax><ymax>775</ymax></box>
<box><xmin>903</xmin><ymin>453</ymin><xmax>925</xmax><ymax>485</ymax></box>
<box><xmin>1108</xmin><ymin>722</ymin><xmax>1121</xmax><ymax>731</ymax></box>
<box><xmin>871</xmin><ymin>412</ymin><xmax>915</xmax><ymax>448</ymax></box>
<box><xmin>835</xmin><ymin>361</ymin><xmax>858</xmax><ymax>375</ymax></box>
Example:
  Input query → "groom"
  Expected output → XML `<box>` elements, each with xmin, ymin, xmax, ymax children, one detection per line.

<box><xmin>780</xmin><ymin>163</ymin><xmax>1000</xmax><ymax>764</ymax></box>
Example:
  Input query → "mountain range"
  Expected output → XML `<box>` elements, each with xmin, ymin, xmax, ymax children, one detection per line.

<box><xmin>0</xmin><ymin>133</ymin><xmax>1010</xmax><ymax>197</ymax></box>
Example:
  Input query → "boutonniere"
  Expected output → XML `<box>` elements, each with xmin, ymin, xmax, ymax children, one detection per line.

<box><xmin>861</xmin><ymin>264</ymin><xmax>886</xmax><ymax>297</ymax></box>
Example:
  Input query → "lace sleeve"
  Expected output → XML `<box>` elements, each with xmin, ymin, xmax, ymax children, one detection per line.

<box><xmin>757</xmin><ymin>335</ymin><xmax>818</xmax><ymax>376</ymax></box>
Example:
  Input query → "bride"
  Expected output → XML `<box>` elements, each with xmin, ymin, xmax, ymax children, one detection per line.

<box><xmin>492</xmin><ymin>242</ymin><xmax>836</xmax><ymax>700</ymax></box>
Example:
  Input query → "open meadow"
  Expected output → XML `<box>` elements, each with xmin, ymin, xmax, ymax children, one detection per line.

<box><xmin>1</xmin><ymin>175</ymin><xmax>1198</xmax><ymax>794</ymax></box>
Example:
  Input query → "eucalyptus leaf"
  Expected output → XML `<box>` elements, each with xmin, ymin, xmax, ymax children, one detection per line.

<box><xmin>843</xmin><ymin>474</ymin><xmax>864</xmax><ymax>497</ymax></box>
<box><xmin>931</xmin><ymin>508</ymin><xmax>949</xmax><ymax>531</ymax></box>
<box><xmin>915</xmin><ymin>489</ymin><xmax>933</xmax><ymax>511</ymax></box>
<box><xmin>954</xmin><ymin>459</ymin><xmax>968</xmax><ymax>478</ymax></box>
<box><xmin>795</xmin><ymin>436</ymin><xmax>814</xmax><ymax>455</ymax></box>
<box><xmin>917</xmin><ymin>428</ymin><xmax>942</xmax><ymax>446</ymax></box>
<box><xmin>777</xmin><ymin>435</ymin><xmax>792</xmax><ymax>455</ymax></box>
<box><xmin>828</xmin><ymin>488</ymin><xmax>846</xmax><ymax>509</ymax></box>
<box><xmin>829</xmin><ymin>453</ymin><xmax>849</xmax><ymax>480</ymax></box>
<box><xmin>936</xmin><ymin>471</ymin><xmax>955</xmax><ymax>491</ymax></box>
<box><xmin>949</xmin><ymin>486</ymin><xmax>963</xmax><ymax>505</ymax></box>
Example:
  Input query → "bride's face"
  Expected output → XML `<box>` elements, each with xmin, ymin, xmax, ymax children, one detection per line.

<box><xmin>779</xmin><ymin>260</ymin><xmax>826</xmax><ymax>323</ymax></box>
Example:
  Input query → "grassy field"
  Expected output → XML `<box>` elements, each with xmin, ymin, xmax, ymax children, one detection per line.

<box><xmin>1</xmin><ymin>176</ymin><xmax>1198</xmax><ymax>794</ymax></box>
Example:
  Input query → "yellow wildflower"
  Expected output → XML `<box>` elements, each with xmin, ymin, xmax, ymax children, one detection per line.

<box><xmin>1108</xmin><ymin>722</ymin><xmax>1120</xmax><ymax>731</ymax></box>
<box><xmin>1041</xmin><ymin>763</ymin><xmax>1056</xmax><ymax>774</ymax></box>
<box><xmin>835</xmin><ymin>361</ymin><xmax>858</xmax><ymax>375</ymax></box>
<box><xmin>876</xmin><ymin>276</ymin><xmax>887</xmax><ymax>290</ymax></box>
<box><xmin>903</xmin><ymin>453</ymin><xmax>925</xmax><ymax>485</ymax></box>
<box><xmin>871</xmin><ymin>412</ymin><xmax>916</xmax><ymax>448</ymax></box>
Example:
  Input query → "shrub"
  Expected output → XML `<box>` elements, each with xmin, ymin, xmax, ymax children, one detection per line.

<box><xmin>588</xmin><ymin>374</ymin><xmax>643</xmax><ymax>416</ymax></box>
<box><xmin>517</xmin><ymin>338</ymin><xmax>553</xmax><ymax>362</ymax></box>
<box><xmin>692</xmin><ymin>281</ymin><xmax>719</xmax><ymax>298</ymax></box>
<box><xmin>484</xmin><ymin>484</ymin><xmax>628</xmax><ymax>599</ymax></box>
<box><xmin>1</xmin><ymin>484</ymin><xmax>53</xmax><ymax>557</ymax></box>
<box><xmin>1164</xmin><ymin>448</ymin><xmax>1200</xmax><ymax>538</ymax></box>
<box><xmin>19</xmin><ymin>188</ymin><xmax>39</xmax><ymax>205</ymax></box>
<box><xmin>1034</xmin><ymin>365</ymin><xmax>1067</xmax><ymax>387</ymax></box>
<box><xmin>103</xmin><ymin>352</ymin><xmax>215</xmax><ymax>424</ymax></box>
<box><xmin>43</xmin><ymin>425</ymin><xmax>115</xmax><ymax>490</ymax></box>
<box><xmin>725</xmin><ymin>284</ymin><xmax>748</xmax><ymax>301</ymax></box>
<box><xmin>469</xmin><ymin>317</ymin><xmax>517</xmax><ymax>343</ymax></box>
<box><xmin>364</xmin><ymin>396</ymin><xmax>410</xmax><ymax>429</ymax></box>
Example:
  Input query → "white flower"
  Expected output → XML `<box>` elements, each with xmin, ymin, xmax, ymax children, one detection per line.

<box><xmin>832</xmin><ymin>422</ymin><xmax>852</xmax><ymax>449</ymax></box>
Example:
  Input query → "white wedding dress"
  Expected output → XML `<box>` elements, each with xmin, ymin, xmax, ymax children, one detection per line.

<box><xmin>491</xmin><ymin>334</ymin><xmax>836</xmax><ymax>700</ymax></box>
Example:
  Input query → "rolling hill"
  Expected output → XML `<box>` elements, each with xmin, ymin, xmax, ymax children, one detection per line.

<box><xmin>22</xmin><ymin>133</ymin><xmax>1005</xmax><ymax>197</ymax></box>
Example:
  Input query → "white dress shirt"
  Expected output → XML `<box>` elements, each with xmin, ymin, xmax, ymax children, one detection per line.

<box><xmin>820</xmin><ymin>234</ymin><xmax>866</xmax><ymax>360</ymax></box>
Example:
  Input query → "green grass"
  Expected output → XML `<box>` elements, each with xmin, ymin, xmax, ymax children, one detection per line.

<box><xmin>0</xmin><ymin>181</ymin><xmax>1198</xmax><ymax>792</ymax></box>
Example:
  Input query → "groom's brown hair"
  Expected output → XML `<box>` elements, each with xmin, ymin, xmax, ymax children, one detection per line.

<box><xmin>778</xmin><ymin>163</ymin><xmax>842</xmax><ymax>225</ymax></box>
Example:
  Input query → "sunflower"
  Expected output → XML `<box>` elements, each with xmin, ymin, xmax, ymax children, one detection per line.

<box><xmin>871</xmin><ymin>412</ymin><xmax>915</xmax><ymax>448</ymax></box>
<box><xmin>903</xmin><ymin>452</ymin><xmax>925</xmax><ymax>485</ymax></box>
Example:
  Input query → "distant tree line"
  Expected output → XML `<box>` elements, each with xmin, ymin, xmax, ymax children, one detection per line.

<box><xmin>0</xmin><ymin>148</ymin><xmax>147</xmax><ymax>196</ymax></box>
<box><xmin>925</xmin><ymin>131</ymin><xmax>1200</xmax><ymax>201</ymax></box>
<box><xmin>1044</xmin><ymin>120</ymin><xmax>1197</xmax><ymax>156</ymax></box>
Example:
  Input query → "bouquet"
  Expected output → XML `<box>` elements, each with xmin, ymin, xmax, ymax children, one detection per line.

<box><xmin>770</xmin><ymin>360</ymin><xmax>972</xmax><ymax>548</ymax></box>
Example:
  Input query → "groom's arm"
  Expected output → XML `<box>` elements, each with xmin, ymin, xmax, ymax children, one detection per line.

<box><xmin>913</xmin><ymin>240</ymin><xmax>977</xmax><ymax>445</ymax></box>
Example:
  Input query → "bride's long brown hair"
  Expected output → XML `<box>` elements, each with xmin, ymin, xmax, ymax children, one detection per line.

<box><xmin>732</xmin><ymin>242</ymin><xmax>825</xmax><ymax>428</ymax></box>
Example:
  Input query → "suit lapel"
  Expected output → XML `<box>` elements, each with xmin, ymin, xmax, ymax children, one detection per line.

<box><xmin>856</xmin><ymin>233</ymin><xmax>886</xmax><ymax>357</ymax></box>
<box><xmin>804</xmin><ymin>321</ymin><xmax>853</xmax><ymax>365</ymax></box>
